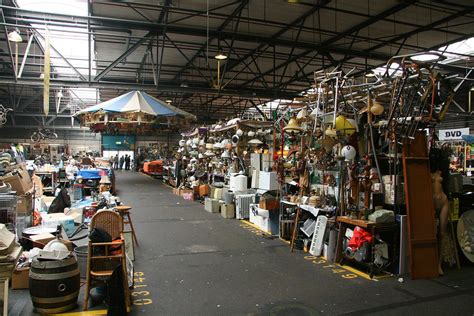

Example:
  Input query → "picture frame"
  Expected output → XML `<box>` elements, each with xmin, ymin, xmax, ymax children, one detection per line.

<box><xmin>123</xmin><ymin>231</ymin><xmax>135</xmax><ymax>261</ymax></box>
<box><xmin>0</xmin><ymin>277</ymin><xmax>8</xmax><ymax>316</ymax></box>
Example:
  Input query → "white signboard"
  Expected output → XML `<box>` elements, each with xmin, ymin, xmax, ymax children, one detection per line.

<box><xmin>439</xmin><ymin>128</ymin><xmax>469</xmax><ymax>141</ymax></box>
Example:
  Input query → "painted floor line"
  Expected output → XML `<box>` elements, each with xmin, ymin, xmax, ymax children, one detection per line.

<box><xmin>239</xmin><ymin>219</ymin><xmax>272</xmax><ymax>235</ymax></box>
<box><xmin>50</xmin><ymin>310</ymin><xmax>107</xmax><ymax>316</ymax></box>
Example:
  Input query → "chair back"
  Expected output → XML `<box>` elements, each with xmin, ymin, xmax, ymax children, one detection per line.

<box><xmin>90</xmin><ymin>210</ymin><xmax>122</xmax><ymax>240</ymax></box>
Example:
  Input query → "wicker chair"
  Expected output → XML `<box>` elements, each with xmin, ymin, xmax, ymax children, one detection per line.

<box><xmin>83</xmin><ymin>210</ymin><xmax>131</xmax><ymax>311</ymax></box>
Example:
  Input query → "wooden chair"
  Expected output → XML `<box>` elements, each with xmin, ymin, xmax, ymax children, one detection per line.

<box><xmin>83</xmin><ymin>210</ymin><xmax>131</xmax><ymax>311</ymax></box>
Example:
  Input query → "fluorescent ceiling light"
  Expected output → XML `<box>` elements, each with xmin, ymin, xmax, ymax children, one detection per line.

<box><xmin>409</xmin><ymin>53</ymin><xmax>445</xmax><ymax>62</ymax></box>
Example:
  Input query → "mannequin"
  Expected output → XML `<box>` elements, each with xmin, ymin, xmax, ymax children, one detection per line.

<box><xmin>430</xmin><ymin>148</ymin><xmax>450</xmax><ymax>275</ymax></box>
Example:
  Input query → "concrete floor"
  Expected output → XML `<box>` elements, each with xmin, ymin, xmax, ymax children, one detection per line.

<box><xmin>9</xmin><ymin>171</ymin><xmax>474</xmax><ymax>315</ymax></box>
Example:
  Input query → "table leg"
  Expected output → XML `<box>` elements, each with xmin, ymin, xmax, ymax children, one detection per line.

<box><xmin>335</xmin><ymin>223</ymin><xmax>346</xmax><ymax>263</ymax></box>
<box><xmin>290</xmin><ymin>208</ymin><xmax>301</xmax><ymax>253</ymax></box>
<box><xmin>370</xmin><ymin>227</ymin><xmax>375</xmax><ymax>278</ymax></box>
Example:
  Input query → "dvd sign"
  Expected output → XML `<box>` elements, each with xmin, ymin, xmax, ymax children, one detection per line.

<box><xmin>439</xmin><ymin>128</ymin><xmax>469</xmax><ymax>141</ymax></box>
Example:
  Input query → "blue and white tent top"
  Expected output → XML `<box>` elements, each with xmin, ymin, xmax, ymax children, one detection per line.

<box><xmin>75</xmin><ymin>90</ymin><xmax>196</xmax><ymax>120</ymax></box>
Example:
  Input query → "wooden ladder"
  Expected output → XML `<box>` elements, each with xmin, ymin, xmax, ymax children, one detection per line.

<box><xmin>402</xmin><ymin>132</ymin><xmax>439</xmax><ymax>279</ymax></box>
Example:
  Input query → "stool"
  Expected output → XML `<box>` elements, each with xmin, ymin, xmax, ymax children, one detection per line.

<box><xmin>115</xmin><ymin>205</ymin><xmax>139</xmax><ymax>247</ymax></box>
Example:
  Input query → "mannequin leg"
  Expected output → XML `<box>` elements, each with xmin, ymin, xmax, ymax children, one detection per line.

<box><xmin>438</xmin><ymin>200</ymin><xmax>449</xmax><ymax>275</ymax></box>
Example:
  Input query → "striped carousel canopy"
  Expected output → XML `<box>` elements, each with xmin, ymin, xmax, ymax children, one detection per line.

<box><xmin>75</xmin><ymin>90</ymin><xmax>196</xmax><ymax>120</ymax></box>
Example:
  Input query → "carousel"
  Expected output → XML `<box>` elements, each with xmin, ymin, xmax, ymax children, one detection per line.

<box><xmin>75</xmin><ymin>90</ymin><xmax>196</xmax><ymax>134</ymax></box>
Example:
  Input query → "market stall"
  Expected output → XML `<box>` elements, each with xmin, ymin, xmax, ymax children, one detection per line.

<box><xmin>0</xmin><ymin>148</ymin><xmax>136</xmax><ymax>313</ymax></box>
<box><xmin>165</xmin><ymin>55</ymin><xmax>474</xmax><ymax>280</ymax></box>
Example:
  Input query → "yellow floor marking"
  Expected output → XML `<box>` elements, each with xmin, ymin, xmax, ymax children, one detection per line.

<box><xmin>50</xmin><ymin>310</ymin><xmax>107</xmax><ymax>316</ymax></box>
<box><xmin>335</xmin><ymin>263</ymin><xmax>391</xmax><ymax>281</ymax></box>
<box><xmin>239</xmin><ymin>220</ymin><xmax>272</xmax><ymax>235</ymax></box>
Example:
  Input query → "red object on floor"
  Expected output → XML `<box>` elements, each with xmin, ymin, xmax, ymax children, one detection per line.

<box><xmin>143</xmin><ymin>160</ymin><xmax>163</xmax><ymax>174</ymax></box>
<box><xmin>347</xmin><ymin>226</ymin><xmax>373</xmax><ymax>251</ymax></box>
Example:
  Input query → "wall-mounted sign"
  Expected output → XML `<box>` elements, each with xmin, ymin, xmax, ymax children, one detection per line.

<box><xmin>439</xmin><ymin>128</ymin><xmax>469</xmax><ymax>141</ymax></box>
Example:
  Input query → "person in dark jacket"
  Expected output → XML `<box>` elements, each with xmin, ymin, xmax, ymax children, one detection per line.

<box><xmin>125</xmin><ymin>155</ymin><xmax>131</xmax><ymax>170</ymax></box>
<box><xmin>113</xmin><ymin>154</ymin><xmax>119</xmax><ymax>169</ymax></box>
<box><xmin>119</xmin><ymin>155</ymin><xmax>124</xmax><ymax>170</ymax></box>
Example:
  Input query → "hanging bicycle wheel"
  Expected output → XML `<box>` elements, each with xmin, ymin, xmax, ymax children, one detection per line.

<box><xmin>31</xmin><ymin>132</ymin><xmax>41</xmax><ymax>142</ymax></box>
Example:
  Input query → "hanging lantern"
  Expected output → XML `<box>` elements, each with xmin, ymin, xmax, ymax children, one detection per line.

<box><xmin>369</xmin><ymin>99</ymin><xmax>385</xmax><ymax>116</ymax></box>
<box><xmin>248</xmin><ymin>139</ymin><xmax>263</xmax><ymax>146</ymax></box>
<box><xmin>283</xmin><ymin>115</ymin><xmax>303</xmax><ymax>135</ymax></box>
<box><xmin>335</xmin><ymin>115</ymin><xmax>356</xmax><ymax>136</ymax></box>
<box><xmin>341</xmin><ymin>145</ymin><xmax>356</xmax><ymax>161</ymax></box>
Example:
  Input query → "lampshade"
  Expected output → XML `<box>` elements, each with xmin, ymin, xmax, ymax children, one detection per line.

<box><xmin>369</xmin><ymin>99</ymin><xmax>384</xmax><ymax>116</ymax></box>
<box><xmin>296</xmin><ymin>108</ymin><xmax>308</xmax><ymax>120</ymax></box>
<box><xmin>221</xmin><ymin>150</ymin><xmax>231</xmax><ymax>159</ymax></box>
<box><xmin>341</xmin><ymin>145</ymin><xmax>356</xmax><ymax>161</ymax></box>
<box><xmin>283</xmin><ymin>117</ymin><xmax>303</xmax><ymax>135</ymax></box>
<box><xmin>334</xmin><ymin>115</ymin><xmax>356</xmax><ymax>136</ymax></box>
<box><xmin>8</xmin><ymin>30</ymin><xmax>22</xmax><ymax>43</ymax></box>
<box><xmin>248</xmin><ymin>138</ymin><xmax>263</xmax><ymax>145</ymax></box>
<box><xmin>215</xmin><ymin>52</ymin><xmax>228</xmax><ymax>60</ymax></box>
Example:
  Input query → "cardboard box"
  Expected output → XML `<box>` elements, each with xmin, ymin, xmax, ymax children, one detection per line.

<box><xmin>0</xmin><ymin>168</ymin><xmax>33</xmax><ymax>195</ymax></box>
<box><xmin>30</xmin><ymin>233</ymin><xmax>55</xmax><ymax>249</ymax></box>
<box><xmin>204</xmin><ymin>198</ymin><xmax>220</xmax><ymax>213</ymax></box>
<box><xmin>258</xmin><ymin>172</ymin><xmax>278</xmax><ymax>191</ymax></box>
<box><xmin>259</xmin><ymin>197</ymin><xmax>279</xmax><ymax>211</ymax></box>
<box><xmin>12</xmin><ymin>267</ymin><xmax>29</xmax><ymax>289</ymax></box>
<box><xmin>16</xmin><ymin>194</ymin><xmax>33</xmax><ymax>214</ymax></box>
<box><xmin>221</xmin><ymin>204</ymin><xmax>235</xmax><ymax>219</ymax></box>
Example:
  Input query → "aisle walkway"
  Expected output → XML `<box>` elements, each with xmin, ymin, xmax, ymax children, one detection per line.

<box><xmin>120</xmin><ymin>172</ymin><xmax>474</xmax><ymax>315</ymax></box>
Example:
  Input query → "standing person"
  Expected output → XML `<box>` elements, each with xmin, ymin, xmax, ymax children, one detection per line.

<box><xmin>113</xmin><ymin>154</ymin><xmax>119</xmax><ymax>170</ymax></box>
<box><xmin>125</xmin><ymin>154</ymin><xmax>131</xmax><ymax>170</ymax></box>
<box><xmin>119</xmin><ymin>155</ymin><xmax>125</xmax><ymax>170</ymax></box>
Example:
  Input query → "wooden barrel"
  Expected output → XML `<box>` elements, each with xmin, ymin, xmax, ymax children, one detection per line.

<box><xmin>29</xmin><ymin>256</ymin><xmax>80</xmax><ymax>314</ymax></box>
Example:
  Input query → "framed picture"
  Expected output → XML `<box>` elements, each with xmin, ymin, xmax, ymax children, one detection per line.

<box><xmin>0</xmin><ymin>278</ymin><xmax>8</xmax><ymax>316</ymax></box>
<box><xmin>123</xmin><ymin>232</ymin><xmax>135</xmax><ymax>261</ymax></box>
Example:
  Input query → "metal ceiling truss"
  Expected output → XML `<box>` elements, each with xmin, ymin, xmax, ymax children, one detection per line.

<box><xmin>0</xmin><ymin>1</ymin><xmax>472</xmax><ymax>122</ymax></box>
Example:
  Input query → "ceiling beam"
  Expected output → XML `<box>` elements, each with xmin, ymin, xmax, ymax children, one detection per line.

<box><xmin>94</xmin><ymin>31</ymin><xmax>154</xmax><ymax>81</ymax></box>
<box><xmin>172</xmin><ymin>0</ymin><xmax>250</xmax><ymax>82</ymax></box>
<box><xmin>0</xmin><ymin>77</ymin><xmax>297</xmax><ymax>100</ymax></box>
<box><xmin>278</xmin><ymin>4</ymin><xmax>472</xmax><ymax>89</ymax></box>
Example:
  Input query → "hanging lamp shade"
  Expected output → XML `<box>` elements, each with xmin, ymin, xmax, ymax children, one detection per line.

<box><xmin>283</xmin><ymin>116</ymin><xmax>303</xmax><ymax>135</ymax></box>
<box><xmin>335</xmin><ymin>115</ymin><xmax>356</xmax><ymax>136</ymax></box>
<box><xmin>248</xmin><ymin>139</ymin><xmax>263</xmax><ymax>145</ymax></box>
<box><xmin>369</xmin><ymin>99</ymin><xmax>385</xmax><ymax>116</ymax></box>
<box><xmin>8</xmin><ymin>30</ymin><xmax>22</xmax><ymax>42</ymax></box>
<box><xmin>296</xmin><ymin>108</ymin><xmax>308</xmax><ymax>120</ymax></box>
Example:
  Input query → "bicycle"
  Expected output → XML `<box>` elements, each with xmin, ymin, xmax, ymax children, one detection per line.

<box><xmin>30</xmin><ymin>128</ymin><xmax>58</xmax><ymax>142</ymax></box>
<box><xmin>0</xmin><ymin>104</ymin><xmax>12</xmax><ymax>127</ymax></box>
